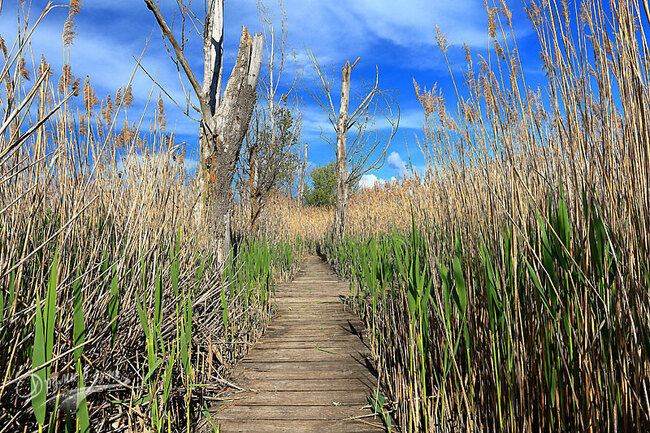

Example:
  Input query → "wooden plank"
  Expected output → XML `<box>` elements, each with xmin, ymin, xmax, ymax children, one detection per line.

<box><xmin>215</xmin><ymin>404</ymin><xmax>375</xmax><ymax>420</ymax></box>
<box><xmin>275</xmin><ymin>303</ymin><xmax>351</xmax><ymax>309</ymax></box>
<box><xmin>269</xmin><ymin>315</ymin><xmax>363</xmax><ymax>322</ymax></box>
<box><xmin>232</xmin><ymin>378</ymin><xmax>376</xmax><ymax>391</ymax></box>
<box><xmin>263</xmin><ymin>322</ymin><xmax>366</xmax><ymax>330</ymax></box>
<box><xmin>268</xmin><ymin>317</ymin><xmax>359</xmax><ymax>323</ymax></box>
<box><xmin>259</xmin><ymin>332</ymin><xmax>363</xmax><ymax>339</ymax></box>
<box><xmin>213</xmin><ymin>419</ymin><xmax>384</xmax><ymax>433</ymax></box>
<box><xmin>253</xmin><ymin>334</ymin><xmax>367</xmax><ymax>343</ymax></box>
<box><xmin>240</xmin><ymin>360</ymin><xmax>374</xmax><ymax>372</ymax></box>
<box><xmin>243</xmin><ymin>351</ymin><xmax>369</xmax><ymax>363</ymax></box>
<box><xmin>260</xmin><ymin>328</ymin><xmax>364</xmax><ymax>336</ymax></box>
<box><xmin>273</xmin><ymin>296</ymin><xmax>345</xmax><ymax>301</ymax></box>
<box><xmin>250</xmin><ymin>342</ymin><xmax>369</xmax><ymax>350</ymax></box>
<box><xmin>272</xmin><ymin>307</ymin><xmax>357</xmax><ymax>313</ymax></box>
<box><xmin>234</xmin><ymin>368</ymin><xmax>375</xmax><ymax>380</ymax></box>
<box><xmin>220</xmin><ymin>390</ymin><xmax>371</xmax><ymax>405</ymax></box>
<box><xmin>207</xmin><ymin>255</ymin><xmax>383</xmax><ymax>432</ymax></box>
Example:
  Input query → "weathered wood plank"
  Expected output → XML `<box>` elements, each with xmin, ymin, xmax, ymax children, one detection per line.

<box><xmin>240</xmin><ymin>360</ymin><xmax>375</xmax><ymax>372</ymax></box>
<box><xmin>232</xmin><ymin>378</ymin><xmax>376</xmax><ymax>391</ymax></box>
<box><xmin>220</xmin><ymin>390</ymin><xmax>371</xmax><ymax>405</ymax></box>
<box><xmin>249</xmin><ymin>342</ymin><xmax>369</xmax><ymax>350</ymax></box>
<box><xmin>234</xmin><ymin>368</ymin><xmax>376</xmax><ymax>380</ymax></box>
<box><xmin>244</xmin><ymin>345</ymin><xmax>369</xmax><ymax>354</ymax></box>
<box><xmin>265</xmin><ymin>317</ymin><xmax>360</xmax><ymax>323</ymax></box>
<box><xmin>211</xmin><ymin>419</ymin><xmax>384</xmax><ymax>433</ymax></box>
<box><xmin>215</xmin><ymin>404</ymin><xmax>375</xmax><ymax>420</ymax></box>
<box><xmin>208</xmin><ymin>255</ymin><xmax>383</xmax><ymax>432</ymax></box>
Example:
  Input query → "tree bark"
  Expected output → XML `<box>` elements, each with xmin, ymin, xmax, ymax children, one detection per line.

<box><xmin>199</xmin><ymin>27</ymin><xmax>263</xmax><ymax>267</ymax></box>
<box><xmin>297</xmin><ymin>141</ymin><xmax>308</xmax><ymax>204</ymax></box>
<box><xmin>203</xmin><ymin>0</ymin><xmax>224</xmax><ymax>115</ymax></box>
<box><xmin>145</xmin><ymin>0</ymin><xmax>262</xmax><ymax>270</ymax></box>
<box><xmin>334</xmin><ymin>61</ymin><xmax>352</xmax><ymax>239</ymax></box>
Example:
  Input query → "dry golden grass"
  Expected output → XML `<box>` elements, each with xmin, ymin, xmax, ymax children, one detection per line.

<box><xmin>0</xmin><ymin>6</ymin><xmax>301</xmax><ymax>431</ymax></box>
<box><xmin>257</xmin><ymin>1</ymin><xmax>650</xmax><ymax>431</ymax></box>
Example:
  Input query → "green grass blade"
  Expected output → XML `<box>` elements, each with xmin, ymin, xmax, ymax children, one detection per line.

<box><xmin>75</xmin><ymin>359</ymin><xmax>90</xmax><ymax>433</ymax></box>
<box><xmin>44</xmin><ymin>247</ymin><xmax>58</xmax><ymax>378</ymax></box>
<box><xmin>73</xmin><ymin>269</ymin><xmax>85</xmax><ymax>363</ymax></box>
<box><xmin>31</xmin><ymin>291</ymin><xmax>47</xmax><ymax>427</ymax></box>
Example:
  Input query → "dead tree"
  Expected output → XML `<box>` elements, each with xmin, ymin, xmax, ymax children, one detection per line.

<box><xmin>143</xmin><ymin>0</ymin><xmax>262</xmax><ymax>267</ymax></box>
<box><xmin>297</xmin><ymin>141</ymin><xmax>308</xmax><ymax>203</ymax></box>
<box><xmin>307</xmin><ymin>53</ymin><xmax>399</xmax><ymax>238</ymax></box>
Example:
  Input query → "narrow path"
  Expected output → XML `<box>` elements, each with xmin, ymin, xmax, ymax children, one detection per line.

<box><xmin>210</xmin><ymin>255</ymin><xmax>384</xmax><ymax>432</ymax></box>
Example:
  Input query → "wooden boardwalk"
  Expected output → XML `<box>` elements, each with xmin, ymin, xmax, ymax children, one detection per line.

<box><xmin>210</xmin><ymin>255</ymin><xmax>384</xmax><ymax>432</ymax></box>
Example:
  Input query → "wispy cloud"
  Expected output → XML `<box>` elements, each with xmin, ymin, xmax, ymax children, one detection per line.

<box><xmin>0</xmin><ymin>0</ymin><xmax>533</xmax><ymax>176</ymax></box>
<box><xmin>279</xmin><ymin>0</ymin><xmax>496</xmax><ymax>68</ymax></box>
<box><xmin>343</xmin><ymin>0</ymin><xmax>489</xmax><ymax>48</ymax></box>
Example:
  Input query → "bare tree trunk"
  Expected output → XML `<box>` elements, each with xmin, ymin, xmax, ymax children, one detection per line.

<box><xmin>307</xmin><ymin>52</ymin><xmax>397</xmax><ymax>235</ymax></box>
<box><xmin>199</xmin><ymin>27</ymin><xmax>263</xmax><ymax>266</ymax></box>
<box><xmin>145</xmin><ymin>0</ymin><xmax>262</xmax><ymax>269</ymax></box>
<box><xmin>297</xmin><ymin>141</ymin><xmax>308</xmax><ymax>204</ymax></box>
<box><xmin>334</xmin><ymin>61</ymin><xmax>353</xmax><ymax>238</ymax></box>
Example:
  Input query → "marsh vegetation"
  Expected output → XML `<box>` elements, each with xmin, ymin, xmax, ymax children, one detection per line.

<box><xmin>1</xmin><ymin>0</ymin><xmax>649</xmax><ymax>432</ymax></box>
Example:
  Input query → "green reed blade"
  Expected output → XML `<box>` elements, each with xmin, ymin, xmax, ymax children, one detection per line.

<box><xmin>72</xmin><ymin>269</ymin><xmax>85</xmax><ymax>363</ymax></box>
<box><xmin>44</xmin><ymin>247</ymin><xmax>58</xmax><ymax>378</ymax></box>
<box><xmin>75</xmin><ymin>358</ymin><xmax>90</xmax><ymax>433</ymax></box>
<box><xmin>107</xmin><ymin>266</ymin><xmax>119</xmax><ymax>344</ymax></box>
<box><xmin>163</xmin><ymin>345</ymin><xmax>176</xmax><ymax>405</ymax></box>
<box><xmin>31</xmin><ymin>290</ymin><xmax>47</xmax><ymax>427</ymax></box>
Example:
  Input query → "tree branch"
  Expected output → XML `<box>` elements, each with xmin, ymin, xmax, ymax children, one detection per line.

<box><xmin>306</xmin><ymin>49</ymin><xmax>337</xmax><ymax>121</ymax></box>
<box><xmin>143</xmin><ymin>0</ymin><xmax>210</xmax><ymax>117</ymax></box>
<box><xmin>348</xmin><ymin>66</ymin><xmax>379</xmax><ymax>128</ymax></box>
<box><xmin>133</xmin><ymin>57</ymin><xmax>201</xmax><ymax>120</ymax></box>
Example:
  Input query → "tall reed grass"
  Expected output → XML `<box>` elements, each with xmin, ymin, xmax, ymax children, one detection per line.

<box><xmin>0</xmin><ymin>6</ymin><xmax>303</xmax><ymax>431</ymax></box>
<box><xmin>259</xmin><ymin>0</ymin><xmax>650</xmax><ymax>431</ymax></box>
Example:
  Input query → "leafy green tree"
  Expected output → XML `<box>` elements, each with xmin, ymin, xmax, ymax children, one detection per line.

<box><xmin>304</xmin><ymin>162</ymin><xmax>337</xmax><ymax>207</ymax></box>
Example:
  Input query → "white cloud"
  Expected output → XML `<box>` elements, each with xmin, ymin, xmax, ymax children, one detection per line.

<box><xmin>359</xmin><ymin>173</ymin><xmax>386</xmax><ymax>189</ymax></box>
<box><xmin>0</xmin><ymin>0</ymin><xmax>523</xmax><ymax>176</ymax></box>
<box><xmin>276</xmin><ymin>0</ymin><xmax>494</xmax><ymax>68</ymax></box>
<box><xmin>387</xmin><ymin>151</ymin><xmax>407</xmax><ymax>176</ymax></box>
<box><xmin>342</xmin><ymin>0</ymin><xmax>489</xmax><ymax>48</ymax></box>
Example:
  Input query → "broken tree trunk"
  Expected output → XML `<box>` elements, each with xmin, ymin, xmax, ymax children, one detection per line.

<box><xmin>307</xmin><ymin>53</ymin><xmax>396</xmax><ymax>237</ymax></box>
<box><xmin>333</xmin><ymin>60</ymin><xmax>354</xmax><ymax>239</ymax></box>
<box><xmin>199</xmin><ymin>27</ymin><xmax>263</xmax><ymax>267</ymax></box>
<box><xmin>144</xmin><ymin>0</ymin><xmax>262</xmax><ymax>270</ymax></box>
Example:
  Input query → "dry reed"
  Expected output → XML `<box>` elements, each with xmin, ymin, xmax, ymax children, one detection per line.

<box><xmin>0</xmin><ymin>5</ymin><xmax>301</xmax><ymax>431</ymax></box>
<box><xmin>257</xmin><ymin>0</ymin><xmax>650</xmax><ymax>431</ymax></box>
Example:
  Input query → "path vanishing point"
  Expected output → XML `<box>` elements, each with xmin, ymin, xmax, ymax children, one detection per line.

<box><xmin>210</xmin><ymin>255</ymin><xmax>385</xmax><ymax>432</ymax></box>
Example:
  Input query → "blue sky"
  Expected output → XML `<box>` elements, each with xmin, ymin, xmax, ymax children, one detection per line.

<box><xmin>0</xmin><ymin>0</ymin><xmax>547</xmax><ymax>187</ymax></box>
